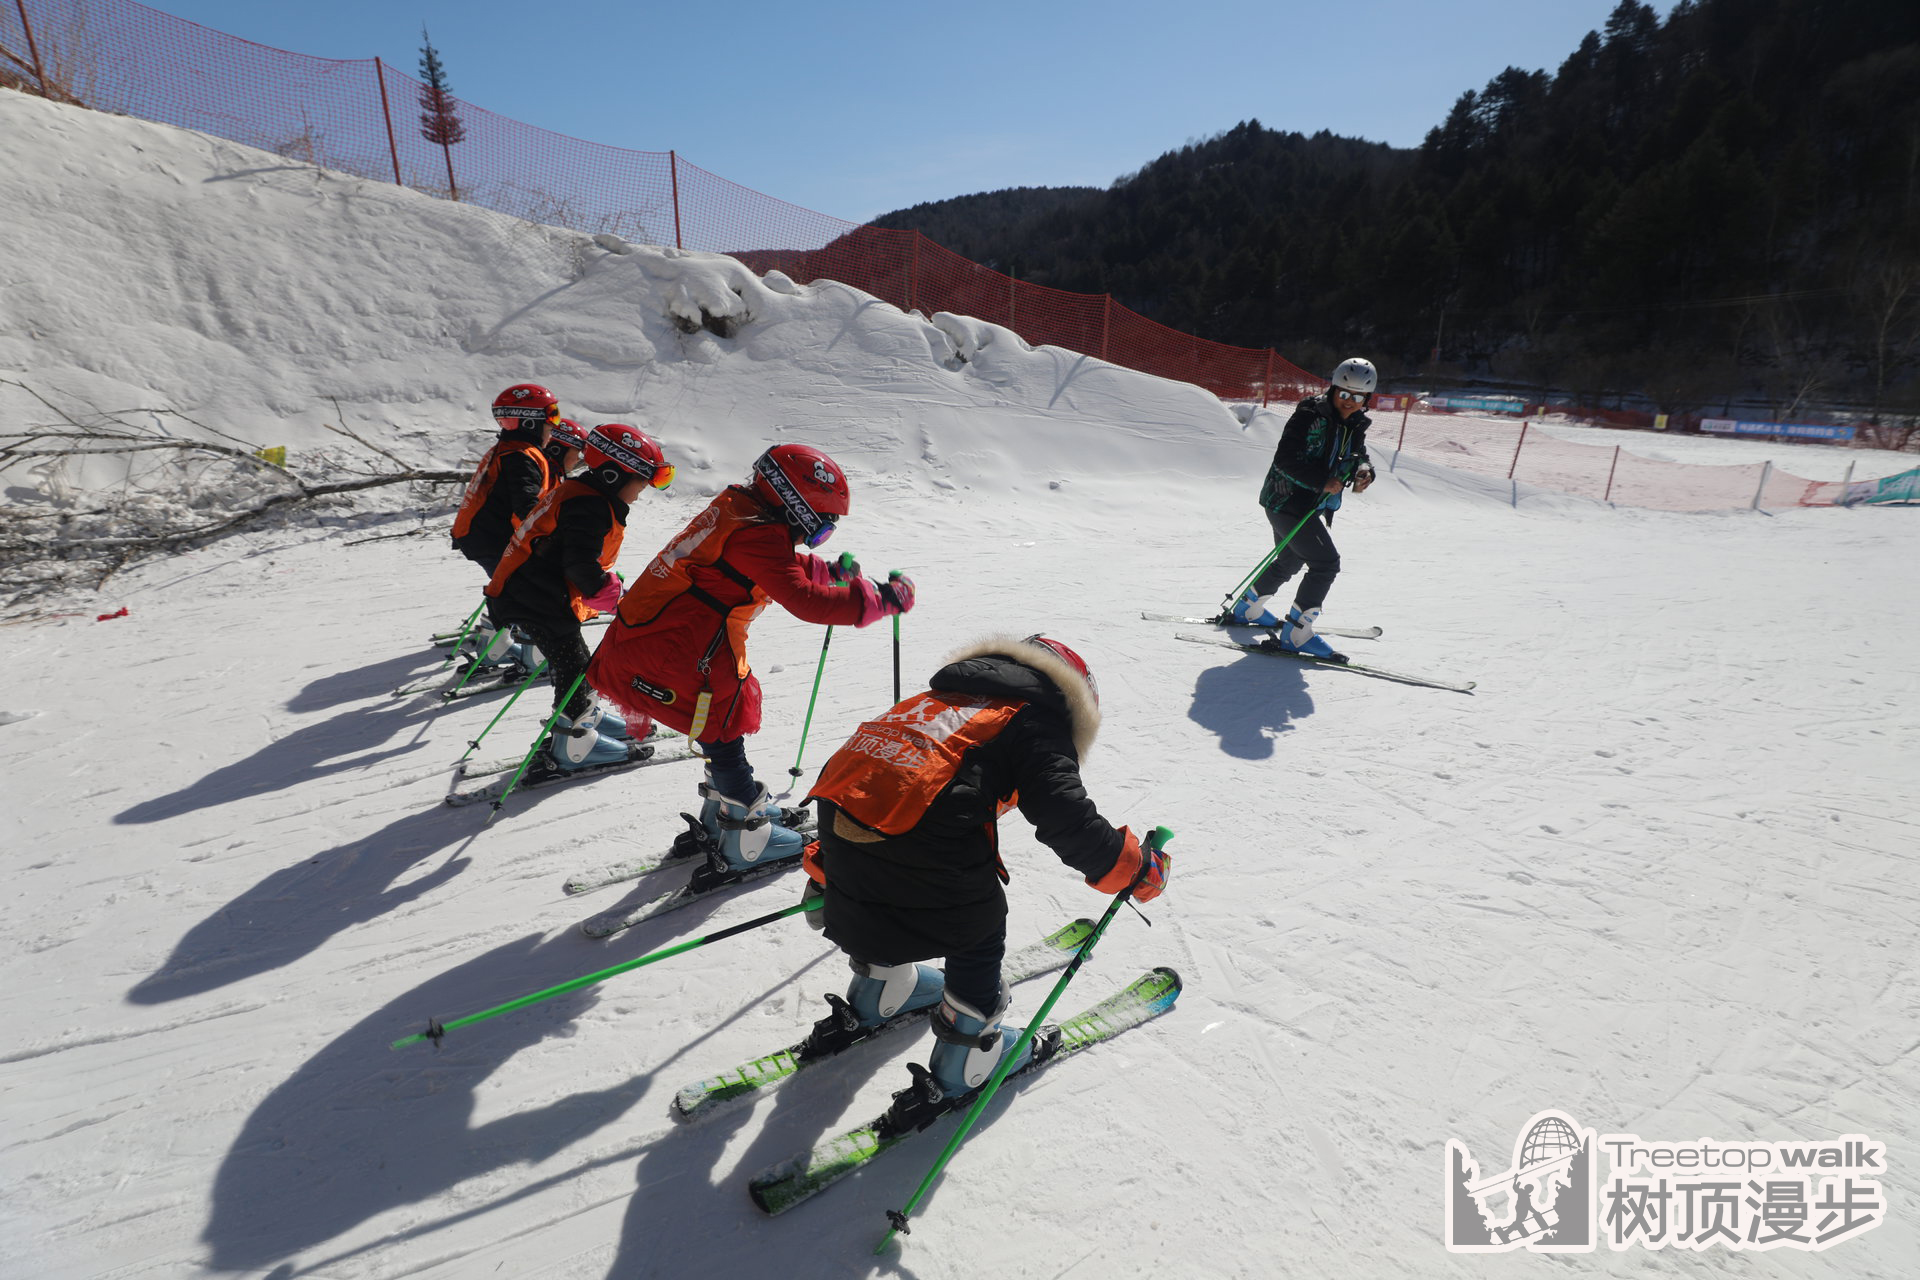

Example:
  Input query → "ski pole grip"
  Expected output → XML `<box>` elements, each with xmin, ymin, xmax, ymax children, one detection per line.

<box><xmin>1127</xmin><ymin>826</ymin><xmax>1173</xmax><ymax>894</ymax></box>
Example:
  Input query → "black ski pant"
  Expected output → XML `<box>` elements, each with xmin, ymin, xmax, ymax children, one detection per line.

<box><xmin>1250</xmin><ymin>506</ymin><xmax>1340</xmax><ymax>611</ymax></box>
<box><xmin>487</xmin><ymin>603</ymin><xmax>591</xmax><ymax>718</ymax></box>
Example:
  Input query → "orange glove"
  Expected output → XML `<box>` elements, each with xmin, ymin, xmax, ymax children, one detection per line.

<box><xmin>1085</xmin><ymin>827</ymin><xmax>1171</xmax><ymax>903</ymax></box>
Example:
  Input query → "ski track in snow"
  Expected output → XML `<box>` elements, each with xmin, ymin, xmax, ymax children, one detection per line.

<box><xmin>2</xmin><ymin>90</ymin><xmax>1917</xmax><ymax>1278</ymax></box>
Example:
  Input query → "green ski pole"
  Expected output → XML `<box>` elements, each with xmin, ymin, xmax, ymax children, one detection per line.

<box><xmin>1215</xmin><ymin>504</ymin><xmax>1321</xmax><ymax>618</ymax></box>
<box><xmin>877</xmin><ymin>826</ymin><xmax>1173</xmax><ymax>1250</ymax></box>
<box><xmin>484</xmin><ymin>672</ymin><xmax>586</xmax><ymax>822</ymax></box>
<box><xmin>437</xmin><ymin>597</ymin><xmax>488</xmax><ymax>671</ymax></box>
<box><xmin>455</xmin><ymin>659</ymin><xmax>550</xmax><ymax>766</ymax></box>
<box><xmin>788</xmin><ymin>626</ymin><xmax>834</xmax><ymax>781</ymax></box>
<box><xmin>391</xmin><ymin>896</ymin><xmax>822</xmax><ymax>1050</ymax></box>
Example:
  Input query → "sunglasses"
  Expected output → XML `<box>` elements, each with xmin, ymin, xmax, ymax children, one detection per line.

<box><xmin>1334</xmin><ymin>389</ymin><xmax>1367</xmax><ymax>403</ymax></box>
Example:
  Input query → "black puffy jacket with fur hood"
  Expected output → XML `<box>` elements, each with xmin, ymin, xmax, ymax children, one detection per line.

<box><xmin>813</xmin><ymin>634</ymin><xmax>1128</xmax><ymax>964</ymax></box>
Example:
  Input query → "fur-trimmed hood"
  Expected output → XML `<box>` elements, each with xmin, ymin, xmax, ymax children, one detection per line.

<box><xmin>928</xmin><ymin>633</ymin><xmax>1101</xmax><ymax>761</ymax></box>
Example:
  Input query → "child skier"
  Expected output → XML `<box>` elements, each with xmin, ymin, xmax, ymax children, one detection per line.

<box><xmin>1230</xmin><ymin>357</ymin><xmax>1379</xmax><ymax>656</ymax></box>
<box><xmin>586</xmin><ymin>443</ymin><xmax>915</xmax><ymax>873</ymax></box>
<box><xmin>487</xmin><ymin>424</ymin><xmax>675</xmax><ymax>772</ymax></box>
<box><xmin>802</xmin><ymin>634</ymin><xmax>1170</xmax><ymax>1101</ymax></box>
<box><xmin>542</xmin><ymin>418</ymin><xmax>588</xmax><ymax>478</ymax></box>
<box><xmin>450</xmin><ymin>384</ymin><xmax>561</xmax><ymax>673</ymax></box>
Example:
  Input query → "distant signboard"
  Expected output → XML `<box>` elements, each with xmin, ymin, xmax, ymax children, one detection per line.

<box><xmin>1425</xmin><ymin>394</ymin><xmax>1527</xmax><ymax>415</ymax></box>
<box><xmin>1699</xmin><ymin>418</ymin><xmax>1855</xmax><ymax>442</ymax></box>
<box><xmin>1842</xmin><ymin>466</ymin><xmax>1920</xmax><ymax>506</ymax></box>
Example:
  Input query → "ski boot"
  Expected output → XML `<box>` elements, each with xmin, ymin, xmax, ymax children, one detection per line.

<box><xmin>800</xmin><ymin>958</ymin><xmax>945</xmax><ymax>1062</ymax></box>
<box><xmin>670</xmin><ymin>769</ymin><xmax>728</xmax><ymax>863</ymax></box>
<box><xmin>1269</xmin><ymin>605</ymin><xmax>1341</xmax><ymax>660</ymax></box>
<box><xmin>547</xmin><ymin>708</ymin><xmax>640</xmax><ymax>771</ymax></box>
<box><xmin>1229</xmin><ymin>588</ymin><xmax>1288</xmax><ymax>628</ymax></box>
<box><xmin>466</xmin><ymin>626</ymin><xmax>540</xmax><ymax>676</ymax></box>
<box><xmin>927</xmin><ymin>985</ymin><xmax>1035</xmax><ymax>1097</ymax></box>
<box><xmin>592</xmin><ymin>706</ymin><xmax>651</xmax><ymax>742</ymax></box>
<box><xmin>708</xmin><ymin>783</ymin><xmax>809</xmax><ymax>874</ymax></box>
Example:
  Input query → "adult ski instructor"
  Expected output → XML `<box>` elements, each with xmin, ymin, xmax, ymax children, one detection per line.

<box><xmin>801</xmin><ymin>634</ymin><xmax>1170</xmax><ymax>1102</ymax></box>
<box><xmin>586</xmin><ymin>442</ymin><xmax>915</xmax><ymax>875</ymax></box>
<box><xmin>1229</xmin><ymin>356</ymin><xmax>1379</xmax><ymax>657</ymax></box>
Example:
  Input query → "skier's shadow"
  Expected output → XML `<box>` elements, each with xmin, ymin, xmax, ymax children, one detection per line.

<box><xmin>113</xmin><ymin>697</ymin><xmax>437</xmax><ymax>824</ymax></box>
<box><xmin>199</xmin><ymin>922</ymin><xmax>830</xmax><ymax>1276</ymax></box>
<box><xmin>1186</xmin><ymin>651</ymin><xmax>1315</xmax><ymax>759</ymax></box>
<box><xmin>604</xmin><ymin>991</ymin><xmax>1036</xmax><ymax>1277</ymax></box>
<box><xmin>285</xmin><ymin>650</ymin><xmax>442</xmax><ymax>714</ymax></box>
<box><xmin>197</xmin><ymin>930</ymin><xmax>645</xmax><ymax>1275</ymax></box>
<box><xmin>126</xmin><ymin>800</ymin><xmax>488</xmax><ymax>1004</ymax></box>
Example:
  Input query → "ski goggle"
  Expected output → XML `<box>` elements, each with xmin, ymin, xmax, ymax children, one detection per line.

<box><xmin>802</xmin><ymin>519</ymin><xmax>836</xmax><ymax>548</ymax></box>
<box><xmin>646</xmin><ymin>463</ymin><xmax>676</xmax><ymax>490</ymax></box>
<box><xmin>495</xmin><ymin>405</ymin><xmax>563</xmax><ymax>423</ymax></box>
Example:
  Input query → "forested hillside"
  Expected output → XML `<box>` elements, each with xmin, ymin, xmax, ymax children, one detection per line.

<box><xmin>872</xmin><ymin>0</ymin><xmax>1920</xmax><ymax>420</ymax></box>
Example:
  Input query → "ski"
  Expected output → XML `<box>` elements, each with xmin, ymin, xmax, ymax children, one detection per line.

<box><xmin>579</xmin><ymin>844</ymin><xmax>811</xmax><ymax>938</ymax></box>
<box><xmin>672</xmin><ymin>918</ymin><xmax>1100</xmax><ymax>1123</ymax></box>
<box><xmin>432</xmin><ymin>615</ymin><xmax>607</xmax><ymax>648</ymax></box>
<box><xmin>1140</xmin><ymin>610</ymin><xmax>1382</xmax><ymax>639</ymax></box>
<box><xmin>443</xmin><ymin>744</ymin><xmax>701</xmax><ymax>807</ymax></box>
<box><xmin>390</xmin><ymin>663</ymin><xmax>535</xmax><ymax>701</ymax></box>
<box><xmin>564</xmin><ymin>807</ymin><xmax>817</xmax><ymax>896</ymax></box>
<box><xmin>1174</xmin><ymin>632</ymin><xmax>1475</xmax><ymax>693</ymax></box>
<box><xmin>458</xmin><ymin>727</ymin><xmax>676</xmax><ymax>782</ymax></box>
<box><xmin>747</xmin><ymin>967</ymin><xmax>1183</xmax><ymax>1216</ymax></box>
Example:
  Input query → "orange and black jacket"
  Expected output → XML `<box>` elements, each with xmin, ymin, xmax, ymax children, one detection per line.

<box><xmin>809</xmin><ymin>650</ymin><xmax>1126</xmax><ymax>962</ymax></box>
<box><xmin>486</xmin><ymin>477</ymin><xmax>625</xmax><ymax>626</ymax></box>
<box><xmin>451</xmin><ymin>436</ymin><xmax>551</xmax><ymax>566</ymax></box>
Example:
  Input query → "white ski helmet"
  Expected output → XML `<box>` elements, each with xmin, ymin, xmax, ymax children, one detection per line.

<box><xmin>1330</xmin><ymin>357</ymin><xmax>1377</xmax><ymax>396</ymax></box>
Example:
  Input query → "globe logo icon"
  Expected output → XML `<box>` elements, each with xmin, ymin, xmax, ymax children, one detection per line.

<box><xmin>1520</xmin><ymin>1117</ymin><xmax>1582</xmax><ymax>1175</ymax></box>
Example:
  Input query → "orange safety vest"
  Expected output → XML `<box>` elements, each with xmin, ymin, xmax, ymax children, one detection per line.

<box><xmin>809</xmin><ymin>691</ymin><xmax>1026</xmax><ymax>836</ymax></box>
<box><xmin>450</xmin><ymin>438</ymin><xmax>551</xmax><ymax>540</ymax></box>
<box><xmin>485</xmin><ymin>479</ymin><xmax>625</xmax><ymax>621</ymax></box>
<box><xmin>614</xmin><ymin>486</ymin><xmax>770</xmax><ymax>679</ymax></box>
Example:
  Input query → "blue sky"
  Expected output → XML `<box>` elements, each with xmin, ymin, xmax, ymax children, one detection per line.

<box><xmin>153</xmin><ymin>0</ymin><xmax>1633</xmax><ymax>223</ymax></box>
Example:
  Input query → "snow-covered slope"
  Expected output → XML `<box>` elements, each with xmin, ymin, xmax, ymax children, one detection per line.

<box><xmin>3</xmin><ymin>88</ymin><xmax>1916</xmax><ymax>1279</ymax></box>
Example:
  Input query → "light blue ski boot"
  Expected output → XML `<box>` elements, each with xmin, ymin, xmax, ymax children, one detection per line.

<box><xmin>845</xmin><ymin>958</ymin><xmax>945</xmax><ymax>1029</ymax></box>
<box><xmin>1229</xmin><ymin>589</ymin><xmax>1288</xmax><ymax>628</ymax></box>
<box><xmin>469</xmin><ymin>626</ymin><xmax>540</xmax><ymax>674</ymax></box>
<box><xmin>928</xmin><ymin>985</ymin><xmax>1033</xmax><ymax>1098</ymax></box>
<box><xmin>710</xmin><ymin>783</ymin><xmax>809</xmax><ymax>874</ymax></box>
<box><xmin>1272</xmin><ymin>605</ymin><xmax>1339</xmax><ymax>659</ymax></box>
<box><xmin>547</xmin><ymin>710</ymin><xmax>634</xmax><ymax>771</ymax></box>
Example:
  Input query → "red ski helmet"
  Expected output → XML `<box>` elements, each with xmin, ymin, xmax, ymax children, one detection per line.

<box><xmin>750</xmin><ymin>443</ymin><xmax>850</xmax><ymax>547</ymax></box>
<box><xmin>492</xmin><ymin>383</ymin><xmax>561</xmax><ymax>435</ymax></box>
<box><xmin>585</xmin><ymin>423</ymin><xmax>673</xmax><ymax>490</ymax></box>
<box><xmin>548</xmin><ymin>418</ymin><xmax>587</xmax><ymax>453</ymax></box>
<box><xmin>1024</xmin><ymin>634</ymin><xmax>1098</xmax><ymax>706</ymax></box>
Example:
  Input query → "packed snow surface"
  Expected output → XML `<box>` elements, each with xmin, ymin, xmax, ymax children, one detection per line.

<box><xmin>2</xmin><ymin>89</ymin><xmax>1917</xmax><ymax>1278</ymax></box>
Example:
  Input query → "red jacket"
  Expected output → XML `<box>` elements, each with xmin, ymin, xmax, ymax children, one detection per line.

<box><xmin>586</xmin><ymin>485</ymin><xmax>884</xmax><ymax>742</ymax></box>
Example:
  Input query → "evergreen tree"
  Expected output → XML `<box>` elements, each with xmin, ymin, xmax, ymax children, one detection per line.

<box><xmin>416</xmin><ymin>27</ymin><xmax>466</xmax><ymax>201</ymax></box>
